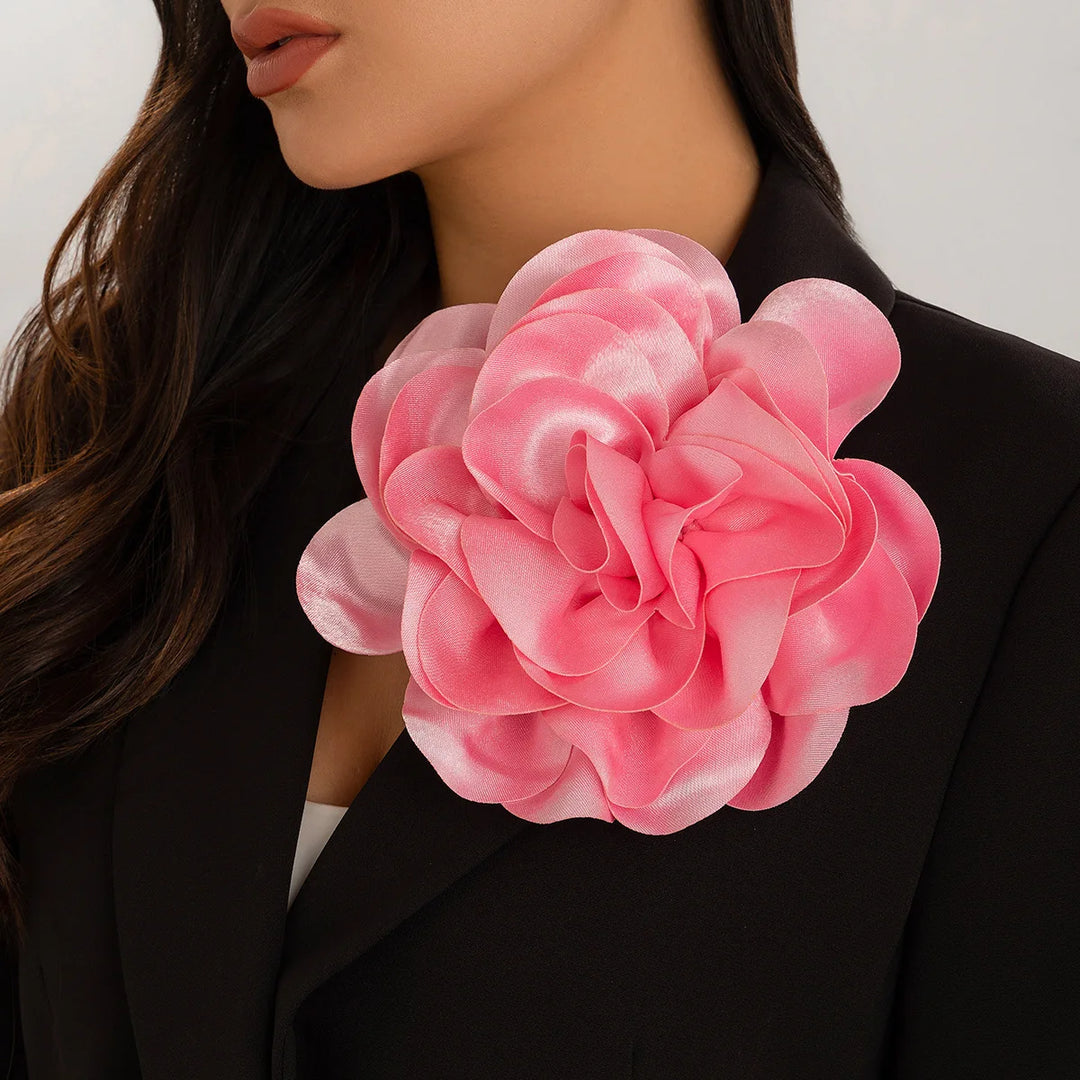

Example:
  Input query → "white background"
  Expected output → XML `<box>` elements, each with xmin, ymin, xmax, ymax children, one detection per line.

<box><xmin>2</xmin><ymin>0</ymin><xmax>1078</xmax><ymax>361</ymax></box>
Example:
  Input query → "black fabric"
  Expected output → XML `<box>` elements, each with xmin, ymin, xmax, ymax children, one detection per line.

<box><xmin>4</xmin><ymin>148</ymin><xmax>1079</xmax><ymax>1079</ymax></box>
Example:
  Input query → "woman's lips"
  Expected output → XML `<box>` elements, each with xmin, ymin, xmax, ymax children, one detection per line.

<box><xmin>244</xmin><ymin>33</ymin><xmax>340</xmax><ymax>98</ymax></box>
<box><xmin>231</xmin><ymin>6</ymin><xmax>341</xmax><ymax>97</ymax></box>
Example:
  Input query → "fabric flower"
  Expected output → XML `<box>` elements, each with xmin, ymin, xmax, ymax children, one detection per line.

<box><xmin>295</xmin><ymin>227</ymin><xmax>940</xmax><ymax>834</ymax></box>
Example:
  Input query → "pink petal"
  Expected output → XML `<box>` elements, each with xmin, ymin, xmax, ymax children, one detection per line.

<box><xmin>714</xmin><ymin>366</ymin><xmax>852</xmax><ymax>527</ymax></box>
<box><xmin>681</xmin><ymin>445</ymin><xmax>845</xmax><ymax>589</ymax></box>
<box><xmin>461</xmin><ymin>376</ymin><xmax>654</xmax><ymax>539</ymax></box>
<box><xmin>727</xmin><ymin>708</ymin><xmax>850</xmax><ymax>810</ymax></box>
<box><xmin>835</xmin><ymin>457</ymin><xmax>941</xmax><ymax>620</ymax></box>
<box><xmin>704</xmin><ymin>318</ymin><xmax>829</xmax><ymax>455</ymax></box>
<box><xmin>515</xmin><ymin>608</ymin><xmax>705</xmax><ymax>713</ymax></box>
<box><xmin>381</xmin><ymin>444</ymin><xmax>501</xmax><ymax>590</ymax></box>
<box><xmin>763</xmin><ymin>542</ymin><xmax>919</xmax><ymax>715</ymax></box>
<box><xmin>470</xmin><ymin>299</ymin><xmax>705</xmax><ymax>442</ymax></box>
<box><xmin>611</xmin><ymin>693</ymin><xmax>773</xmax><ymax>833</ymax></box>
<box><xmin>668</xmin><ymin>377</ymin><xmax>837</xmax><ymax>509</ymax></box>
<box><xmin>459</xmin><ymin>515</ymin><xmax>654</xmax><ymax>676</ymax></box>
<box><xmin>352</xmin><ymin>333</ymin><xmax>487</xmax><ymax>518</ymax></box>
<box><xmin>551</xmin><ymin>494</ymin><xmax>608</xmax><ymax>574</ymax></box>
<box><xmin>583</xmin><ymin>436</ymin><xmax>668</xmax><ymax>609</ymax></box>
<box><xmin>399</xmin><ymin>549</ymin><xmax>457</xmax><ymax>708</ymax></box>
<box><xmin>750</xmin><ymin>278</ymin><xmax>901</xmax><ymax>458</ymax></box>
<box><xmin>653</xmin><ymin>569</ymin><xmax>798</xmax><ymax>728</ymax></box>
<box><xmin>295</xmin><ymin>497</ymin><xmax>409</xmax><ymax>654</ymax></box>
<box><xmin>387</xmin><ymin>301</ymin><xmax>494</xmax><ymax>359</ymax></box>
<box><xmin>501</xmin><ymin>745</ymin><xmax>614</xmax><ymax>824</ymax></box>
<box><xmin>788</xmin><ymin>469</ymin><xmax>878</xmax><ymax>615</ymax></box>
<box><xmin>626</xmin><ymin>227</ymin><xmax>742</xmax><ymax>338</ymax></box>
<box><xmin>541</xmin><ymin>706</ymin><xmax>713</xmax><ymax>809</ymax></box>
<box><xmin>402</xmin><ymin>680</ymin><xmax>572</xmax><ymax>803</ymax></box>
<box><xmin>642</xmin><ymin>508</ymin><xmax>704</xmax><ymax>628</ymax></box>
<box><xmin>411</xmin><ymin>564</ymin><xmax>564</xmax><ymax>714</ymax></box>
<box><xmin>378</xmin><ymin>361</ymin><xmax>483</xmax><ymax>495</ymax></box>
<box><xmin>645</xmin><ymin>441</ymin><xmax>742</xmax><ymax>510</ymax></box>
<box><xmin>486</xmin><ymin>228</ymin><xmax>739</xmax><ymax>353</ymax></box>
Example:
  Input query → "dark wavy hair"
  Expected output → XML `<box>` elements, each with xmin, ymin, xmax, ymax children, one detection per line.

<box><xmin>0</xmin><ymin>0</ymin><xmax>852</xmax><ymax>951</ymax></box>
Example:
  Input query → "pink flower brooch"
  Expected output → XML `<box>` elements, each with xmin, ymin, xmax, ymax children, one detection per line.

<box><xmin>296</xmin><ymin>227</ymin><xmax>940</xmax><ymax>833</ymax></box>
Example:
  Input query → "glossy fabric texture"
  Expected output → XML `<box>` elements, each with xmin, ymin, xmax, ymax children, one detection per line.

<box><xmin>295</xmin><ymin>227</ymin><xmax>941</xmax><ymax>833</ymax></box>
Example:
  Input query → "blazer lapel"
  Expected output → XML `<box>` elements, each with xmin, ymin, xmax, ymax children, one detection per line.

<box><xmin>110</xmin><ymin>221</ymin><xmax>443</xmax><ymax>1079</ymax></box>
<box><xmin>114</xmin><ymin>146</ymin><xmax>896</xmax><ymax>1080</ymax></box>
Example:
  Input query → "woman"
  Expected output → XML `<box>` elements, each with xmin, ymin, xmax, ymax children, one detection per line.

<box><xmin>1</xmin><ymin>0</ymin><xmax>1077</xmax><ymax>1076</ymax></box>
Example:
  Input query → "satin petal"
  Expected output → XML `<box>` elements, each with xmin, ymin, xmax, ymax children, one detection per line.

<box><xmin>583</xmin><ymin>435</ymin><xmax>668</xmax><ymax>607</ymax></box>
<box><xmin>459</xmin><ymin>515</ymin><xmax>654</xmax><ymax>675</ymax></box>
<box><xmin>763</xmin><ymin>542</ymin><xmax>918</xmax><ymax>715</ymax></box>
<box><xmin>295</xmin><ymin>497</ymin><xmax>409</xmax><ymax>654</ymax></box>
<box><xmin>788</xmin><ymin>469</ymin><xmax>879</xmax><ymax>615</ymax></box>
<box><xmin>751</xmin><ymin>278</ymin><xmax>900</xmax><ymax>457</ymax></box>
<box><xmin>836</xmin><ymin>457</ymin><xmax>941</xmax><ymax>620</ymax></box>
<box><xmin>378</xmin><ymin>360</ymin><xmax>483</xmax><ymax>494</ymax></box>
<box><xmin>399</xmin><ymin>549</ymin><xmax>456</xmax><ymax>708</ymax></box>
<box><xmin>516</xmin><ymin>609</ymin><xmax>705</xmax><ymax>713</ymax></box>
<box><xmin>542</xmin><ymin>706</ymin><xmax>711</xmax><ymax>809</ymax></box>
<box><xmin>727</xmin><ymin>708</ymin><xmax>849</xmax><ymax>810</ymax></box>
<box><xmin>705</xmin><ymin>318</ymin><xmax>830</xmax><ymax>455</ymax></box>
<box><xmin>382</xmin><ymin>444</ymin><xmax>501</xmax><ymax>590</ymax></box>
<box><xmin>500</xmin><ymin>745</ymin><xmax>614</xmax><ymax>824</ymax></box>
<box><xmin>470</xmin><ymin>298</ymin><xmax>706</xmax><ymax>442</ymax></box>
<box><xmin>486</xmin><ymin>228</ymin><xmax>739</xmax><ymax>352</ymax></box>
<box><xmin>461</xmin><ymin>376</ymin><xmax>654</xmax><ymax>538</ymax></box>
<box><xmin>352</xmin><ymin>341</ymin><xmax>486</xmax><ymax>517</ymax></box>
<box><xmin>612</xmin><ymin>694</ymin><xmax>773</xmax><ymax>833</ymax></box>
<box><xmin>402</xmin><ymin>680</ymin><xmax>572</xmax><ymax>802</ymax></box>
<box><xmin>413</xmin><ymin>565</ymin><xmax>565</xmax><ymax>714</ymax></box>
<box><xmin>653</xmin><ymin>569</ymin><xmax>798</xmax><ymax>728</ymax></box>
<box><xmin>681</xmin><ymin>448</ymin><xmax>845</xmax><ymax>588</ymax></box>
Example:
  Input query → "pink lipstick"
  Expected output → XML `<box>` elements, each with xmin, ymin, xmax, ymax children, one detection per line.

<box><xmin>231</xmin><ymin>7</ymin><xmax>341</xmax><ymax>98</ymax></box>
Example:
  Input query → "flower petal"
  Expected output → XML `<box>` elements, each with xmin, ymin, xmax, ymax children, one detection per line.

<box><xmin>295</xmin><ymin>497</ymin><xmax>409</xmax><ymax>654</ymax></box>
<box><xmin>612</xmin><ymin>693</ymin><xmax>773</xmax><ymax>833</ymax></box>
<box><xmin>382</xmin><ymin>444</ymin><xmax>502</xmax><ymax>590</ymax></box>
<box><xmin>835</xmin><ymin>457</ymin><xmax>941</xmax><ymax>620</ymax></box>
<box><xmin>681</xmin><ymin>446</ymin><xmax>845</xmax><ymax>588</ymax></box>
<box><xmin>486</xmin><ymin>228</ymin><xmax>738</xmax><ymax>352</ymax></box>
<box><xmin>788</xmin><ymin>469</ymin><xmax>879</xmax><ymax>615</ymax></box>
<box><xmin>583</xmin><ymin>435</ymin><xmax>668</xmax><ymax>608</ymax></box>
<box><xmin>727</xmin><ymin>708</ymin><xmax>849</xmax><ymax>810</ymax></box>
<box><xmin>542</xmin><ymin>706</ymin><xmax>712</xmax><ymax>808</ymax></box>
<box><xmin>471</xmin><ymin>299</ymin><xmax>706</xmax><ymax>442</ymax></box>
<box><xmin>352</xmin><ymin>334</ymin><xmax>487</xmax><ymax>511</ymax></box>
<box><xmin>399</xmin><ymin>549</ymin><xmax>457</xmax><ymax>708</ymax></box>
<box><xmin>459</xmin><ymin>515</ymin><xmax>654</xmax><ymax>675</ymax></box>
<box><xmin>412</xmin><ymin>564</ymin><xmax>564</xmax><ymax>714</ymax></box>
<box><xmin>403</xmin><ymin>679</ymin><xmax>572</xmax><ymax>802</ymax></box>
<box><xmin>668</xmin><ymin>376</ymin><xmax>838</xmax><ymax>510</ymax></box>
<box><xmin>704</xmin><ymin>318</ymin><xmax>829</xmax><ymax>455</ymax></box>
<box><xmin>627</xmin><ymin>227</ymin><xmax>742</xmax><ymax>338</ymax></box>
<box><xmin>653</xmin><ymin>569</ymin><xmax>798</xmax><ymax>728</ymax></box>
<box><xmin>763</xmin><ymin>542</ymin><xmax>919</xmax><ymax>715</ymax></box>
<box><xmin>378</xmin><ymin>360</ymin><xmax>483</xmax><ymax>495</ymax></box>
<box><xmin>461</xmin><ymin>376</ymin><xmax>653</xmax><ymax>538</ymax></box>
<box><xmin>501</xmin><ymin>745</ymin><xmax>614</xmax><ymax>824</ymax></box>
<box><xmin>751</xmin><ymin>278</ymin><xmax>900</xmax><ymax>457</ymax></box>
<box><xmin>516</xmin><ymin>608</ymin><xmax>705</xmax><ymax>712</ymax></box>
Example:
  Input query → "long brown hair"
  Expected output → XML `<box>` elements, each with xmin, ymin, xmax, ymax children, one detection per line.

<box><xmin>0</xmin><ymin>0</ymin><xmax>850</xmax><ymax>952</ymax></box>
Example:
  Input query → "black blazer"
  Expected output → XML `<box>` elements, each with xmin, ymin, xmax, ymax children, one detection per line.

<box><xmin>5</xmin><ymin>148</ymin><xmax>1080</xmax><ymax>1080</ymax></box>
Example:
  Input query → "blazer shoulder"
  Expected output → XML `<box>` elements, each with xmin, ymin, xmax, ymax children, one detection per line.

<box><xmin>886</xmin><ymin>288</ymin><xmax>1080</xmax><ymax>505</ymax></box>
<box><xmin>889</xmin><ymin>288</ymin><xmax>1080</xmax><ymax>449</ymax></box>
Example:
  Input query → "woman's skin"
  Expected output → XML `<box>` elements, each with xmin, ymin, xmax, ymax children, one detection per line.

<box><xmin>220</xmin><ymin>0</ymin><xmax>762</xmax><ymax>806</ymax></box>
